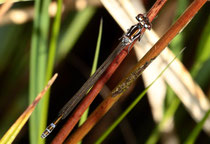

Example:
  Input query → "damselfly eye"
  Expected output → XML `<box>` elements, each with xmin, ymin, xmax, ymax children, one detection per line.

<box><xmin>136</xmin><ymin>14</ymin><xmax>144</xmax><ymax>22</ymax></box>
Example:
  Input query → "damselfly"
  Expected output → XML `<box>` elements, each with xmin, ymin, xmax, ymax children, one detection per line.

<box><xmin>41</xmin><ymin>14</ymin><xmax>151</xmax><ymax>139</ymax></box>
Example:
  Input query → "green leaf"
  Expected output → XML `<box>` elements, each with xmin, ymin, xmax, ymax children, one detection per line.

<box><xmin>146</xmin><ymin>96</ymin><xmax>180</xmax><ymax>144</ymax></box>
<box><xmin>29</xmin><ymin>0</ymin><xmax>51</xmax><ymax>143</ymax></box>
<box><xmin>184</xmin><ymin>110</ymin><xmax>210</xmax><ymax>144</ymax></box>
<box><xmin>39</xmin><ymin>0</ymin><xmax>63</xmax><ymax>142</ymax></box>
<box><xmin>191</xmin><ymin>15</ymin><xmax>210</xmax><ymax>80</ymax></box>
<box><xmin>29</xmin><ymin>0</ymin><xmax>42</xmax><ymax>143</ymax></box>
<box><xmin>169</xmin><ymin>0</ymin><xmax>189</xmax><ymax>58</ymax></box>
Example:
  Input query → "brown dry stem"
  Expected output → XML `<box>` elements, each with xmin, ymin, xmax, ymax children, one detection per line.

<box><xmin>66</xmin><ymin>0</ymin><xmax>207</xmax><ymax>143</ymax></box>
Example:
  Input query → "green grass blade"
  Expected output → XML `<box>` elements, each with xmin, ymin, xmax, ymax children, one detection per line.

<box><xmin>78</xmin><ymin>19</ymin><xmax>103</xmax><ymax>126</ymax></box>
<box><xmin>29</xmin><ymin>0</ymin><xmax>41</xmax><ymax>143</ymax></box>
<box><xmin>90</xmin><ymin>19</ymin><xmax>103</xmax><ymax>76</ymax></box>
<box><xmin>169</xmin><ymin>0</ymin><xmax>189</xmax><ymax>58</ymax></box>
<box><xmin>38</xmin><ymin>0</ymin><xmax>63</xmax><ymax>142</ymax></box>
<box><xmin>57</xmin><ymin>7</ymin><xmax>96</xmax><ymax>61</ymax></box>
<box><xmin>78</xmin><ymin>18</ymin><xmax>103</xmax><ymax>144</ymax></box>
<box><xmin>95</xmin><ymin>49</ymin><xmax>185</xmax><ymax>144</ymax></box>
<box><xmin>146</xmin><ymin>96</ymin><xmax>180</xmax><ymax>144</ymax></box>
<box><xmin>191</xmin><ymin>15</ymin><xmax>210</xmax><ymax>79</ymax></box>
<box><xmin>29</xmin><ymin>0</ymin><xmax>51</xmax><ymax>143</ymax></box>
<box><xmin>194</xmin><ymin>58</ymin><xmax>210</xmax><ymax>88</ymax></box>
<box><xmin>37</xmin><ymin>0</ymin><xmax>51</xmax><ymax>143</ymax></box>
<box><xmin>184</xmin><ymin>110</ymin><xmax>210</xmax><ymax>144</ymax></box>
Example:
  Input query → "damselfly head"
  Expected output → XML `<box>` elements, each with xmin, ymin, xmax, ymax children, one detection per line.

<box><xmin>136</xmin><ymin>14</ymin><xmax>152</xmax><ymax>30</ymax></box>
<box><xmin>136</xmin><ymin>14</ymin><xmax>144</xmax><ymax>22</ymax></box>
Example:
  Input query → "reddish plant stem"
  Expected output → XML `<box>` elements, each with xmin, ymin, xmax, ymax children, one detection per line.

<box><xmin>147</xmin><ymin>0</ymin><xmax>167</xmax><ymax>22</ymax></box>
<box><xmin>52</xmin><ymin>45</ymin><xmax>129</xmax><ymax>144</ymax></box>
<box><xmin>65</xmin><ymin>0</ymin><xmax>207</xmax><ymax>143</ymax></box>
<box><xmin>52</xmin><ymin>0</ymin><xmax>167</xmax><ymax>143</ymax></box>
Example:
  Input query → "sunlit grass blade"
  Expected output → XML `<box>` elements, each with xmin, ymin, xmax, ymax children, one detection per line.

<box><xmin>95</xmin><ymin>48</ymin><xmax>185</xmax><ymax>144</ymax></box>
<box><xmin>0</xmin><ymin>74</ymin><xmax>58</xmax><ymax>144</ymax></box>
<box><xmin>39</xmin><ymin>0</ymin><xmax>62</xmax><ymax>141</ymax></box>
<box><xmin>57</xmin><ymin>7</ymin><xmax>96</xmax><ymax>61</ymax></box>
<box><xmin>184</xmin><ymin>109</ymin><xmax>210</xmax><ymax>144</ymax></box>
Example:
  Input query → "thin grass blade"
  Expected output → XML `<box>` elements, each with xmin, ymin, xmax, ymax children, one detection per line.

<box><xmin>39</xmin><ymin>0</ymin><xmax>63</xmax><ymax>141</ymax></box>
<box><xmin>78</xmin><ymin>19</ymin><xmax>103</xmax><ymax>127</ymax></box>
<box><xmin>184</xmin><ymin>109</ymin><xmax>210</xmax><ymax>144</ymax></box>
<box><xmin>95</xmin><ymin>48</ymin><xmax>185</xmax><ymax>144</ymax></box>
<box><xmin>191</xmin><ymin>15</ymin><xmax>210</xmax><ymax>83</ymax></box>
<box><xmin>146</xmin><ymin>96</ymin><xmax>180</xmax><ymax>144</ymax></box>
<box><xmin>77</xmin><ymin>18</ymin><xmax>103</xmax><ymax>144</ymax></box>
<box><xmin>169</xmin><ymin>0</ymin><xmax>189</xmax><ymax>58</ymax></box>
<box><xmin>29</xmin><ymin>0</ymin><xmax>42</xmax><ymax>143</ymax></box>
<box><xmin>29</xmin><ymin>0</ymin><xmax>51</xmax><ymax>143</ymax></box>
